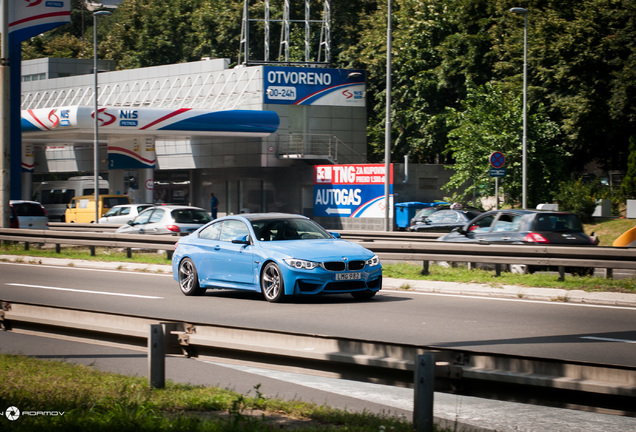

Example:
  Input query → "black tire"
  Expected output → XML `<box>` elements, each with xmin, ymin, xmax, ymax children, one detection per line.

<box><xmin>261</xmin><ymin>262</ymin><xmax>285</xmax><ymax>303</ymax></box>
<box><xmin>178</xmin><ymin>258</ymin><xmax>205</xmax><ymax>296</ymax></box>
<box><xmin>351</xmin><ymin>290</ymin><xmax>377</xmax><ymax>300</ymax></box>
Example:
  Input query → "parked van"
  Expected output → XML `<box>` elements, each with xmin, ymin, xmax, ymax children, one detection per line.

<box><xmin>65</xmin><ymin>195</ymin><xmax>131</xmax><ymax>223</ymax></box>
<box><xmin>33</xmin><ymin>176</ymin><xmax>109</xmax><ymax>221</ymax></box>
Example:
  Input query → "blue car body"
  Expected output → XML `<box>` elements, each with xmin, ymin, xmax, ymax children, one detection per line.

<box><xmin>172</xmin><ymin>213</ymin><xmax>382</xmax><ymax>301</ymax></box>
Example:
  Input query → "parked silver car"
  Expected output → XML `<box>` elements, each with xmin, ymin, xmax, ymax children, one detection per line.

<box><xmin>9</xmin><ymin>200</ymin><xmax>49</xmax><ymax>230</ymax></box>
<box><xmin>99</xmin><ymin>204</ymin><xmax>153</xmax><ymax>224</ymax></box>
<box><xmin>115</xmin><ymin>205</ymin><xmax>212</xmax><ymax>235</ymax></box>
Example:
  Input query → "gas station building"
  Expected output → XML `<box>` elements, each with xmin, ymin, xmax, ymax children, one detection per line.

<box><xmin>20</xmin><ymin>57</ymin><xmax>452</xmax><ymax>230</ymax></box>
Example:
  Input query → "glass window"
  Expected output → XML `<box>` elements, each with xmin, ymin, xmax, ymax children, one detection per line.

<box><xmin>469</xmin><ymin>215</ymin><xmax>495</xmax><ymax>232</ymax></box>
<box><xmin>219</xmin><ymin>220</ymin><xmax>250</xmax><ymax>242</ymax></box>
<box><xmin>199</xmin><ymin>221</ymin><xmax>222</xmax><ymax>240</ymax></box>
<box><xmin>132</xmin><ymin>209</ymin><xmax>153</xmax><ymax>225</ymax></box>
<box><xmin>120</xmin><ymin>207</ymin><xmax>130</xmax><ymax>215</ymax></box>
<box><xmin>149</xmin><ymin>209</ymin><xmax>165</xmax><ymax>223</ymax></box>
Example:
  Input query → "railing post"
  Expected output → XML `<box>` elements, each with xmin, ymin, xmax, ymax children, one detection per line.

<box><xmin>421</xmin><ymin>260</ymin><xmax>429</xmax><ymax>276</ymax></box>
<box><xmin>413</xmin><ymin>352</ymin><xmax>435</xmax><ymax>432</ymax></box>
<box><xmin>558</xmin><ymin>266</ymin><xmax>565</xmax><ymax>281</ymax></box>
<box><xmin>149</xmin><ymin>324</ymin><xmax>165</xmax><ymax>389</ymax></box>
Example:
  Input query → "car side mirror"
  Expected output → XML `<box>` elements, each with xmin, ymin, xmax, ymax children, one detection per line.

<box><xmin>231</xmin><ymin>234</ymin><xmax>251</xmax><ymax>245</ymax></box>
<box><xmin>127</xmin><ymin>220</ymin><xmax>135</xmax><ymax>226</ymax></box>
<box><xmin>329</xmin><ymin>232</ymin><xmax>341</xmax><ymax>239</ymax></box>
<box><xmin>456</xmin><ymin>225</ymin><xmax>468</xmax><ymax>235</ymax></box>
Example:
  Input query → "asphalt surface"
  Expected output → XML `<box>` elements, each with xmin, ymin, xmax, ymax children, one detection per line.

<box><xmin>1</xmin><ymin>254</ymin><xmax>635</xmax><ymax>432</ymax></box>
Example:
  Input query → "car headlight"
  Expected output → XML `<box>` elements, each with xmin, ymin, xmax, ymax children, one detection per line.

<box><xmin>366</xmin><ymin>255</ymin><xmax>380</xmax><ymax>267</ymax></box>
<box><xmin>284</xmin><ymin>258</ymin><xmax>319</xmax><ymax>270</ymax></box>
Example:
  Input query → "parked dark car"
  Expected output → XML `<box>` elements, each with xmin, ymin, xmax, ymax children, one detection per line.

<box><xmin>408</xmin><ymin>204</ymin><xmax>480</xmax><ymax>231</ymax></box>
<box><xmin>437</xmin><ymin>210</ymin><xmax>595</xmax><ymax>245</ymax></box>
<box><xmin>410</xmin><ymin>209</ymin><xmax>483</xmax><ymax>233</ymax></box>
<box><xmin>437</xmin><ymin>210</ymin><xmax>596</xmax><ymax>273</ymax></box>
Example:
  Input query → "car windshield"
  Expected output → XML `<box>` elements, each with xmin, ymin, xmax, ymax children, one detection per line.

<box><xmin>251</xmin><ymin>218</ymin><xmax>332</xmax><ymax>241</ymax></box>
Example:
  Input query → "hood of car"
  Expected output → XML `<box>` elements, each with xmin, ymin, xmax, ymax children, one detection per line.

<box><xmin>260</xmin><ymin>239</ymin><xmax>374</xmax><ymax>260</ymax></box>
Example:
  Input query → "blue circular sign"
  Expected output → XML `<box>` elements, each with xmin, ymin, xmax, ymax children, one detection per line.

<box><xmin>490</xmin><ymin>152</ymin><xmax>505</xmax><ymax>168</ymax></box>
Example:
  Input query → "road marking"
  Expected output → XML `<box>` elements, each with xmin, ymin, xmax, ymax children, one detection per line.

<box><xmin>6</xmin><ymin>283</ymin><xmax>163</xmax><ymax>299</ymax></box>
<box><xmin>383</xmin><ymin>289</ymin><xmax>636</xmax><ymax>311</ymax></box>
<box><xmin>580</xmin><ymin>336</ymin><xmax>636</xmax><ymax>344</ymax></box>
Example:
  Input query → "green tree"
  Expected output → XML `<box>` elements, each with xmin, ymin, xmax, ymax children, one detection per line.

<box><xmin>443</xmin><ymin>81</ymin><xmax>563</xmax><ymax>207</ymax></box>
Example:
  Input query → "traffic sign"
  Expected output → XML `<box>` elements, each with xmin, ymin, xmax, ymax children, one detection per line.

<box><xmin>490</xmin><ymin>168</ymin><xmax>506</xmax><ymax>177</ymax></box>
<box><xmin>489</xmin><ymin>152</ymin><xmax>505</xmax><ymax>169</ymax></box>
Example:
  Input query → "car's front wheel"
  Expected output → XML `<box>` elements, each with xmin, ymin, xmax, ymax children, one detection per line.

<box><xmin>178</xmin><ymin>258</ymin><xmax>205</xmax><ymax>296</ymax></box>
<box><xmin>261</xmin><ymin>262</ymin><xmax>284</xmax><ymax>302</ymax></box>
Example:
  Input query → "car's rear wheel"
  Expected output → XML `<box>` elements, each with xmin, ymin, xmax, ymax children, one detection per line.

<box><xmin>261</xmin><ymin>262</ymin><xmax>284</xmax><ymax>302</ymax></box>
<box><xmin>178</xmin><ymin>258</ymin><xmax>205</xmax><ymax>296</ymax></box>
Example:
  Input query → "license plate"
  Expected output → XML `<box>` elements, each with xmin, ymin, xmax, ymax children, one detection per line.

<box><xmin>335</xmin><ymin>272</ymin><xmax>361</xmax><ymax>281</ymax></box>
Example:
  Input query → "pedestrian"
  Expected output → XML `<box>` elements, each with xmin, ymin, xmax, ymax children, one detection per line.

<box><xmin>210</xmin><ymin>192</ymin><xmax>219</xmax><ymax>219</ymax></box>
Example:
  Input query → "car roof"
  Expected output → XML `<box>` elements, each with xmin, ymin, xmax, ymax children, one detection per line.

<box><xmin>9</xmin><ymin>200</ymin><xmax>43</xmax><ymax>205</ymax></box>
<box><xmin>145</xmin><ymin>205</ymin><xmax>207</xmax><ymax>210</ymax></box>
<box><xmin>480</xmin><ymin>209</ymin><xmax>576</xmax><ymax>216</ymax></box>
<box><xmin>223</xmin><ymin>213</ymin><xmax>309</xmax><ymax>221</ymax></box>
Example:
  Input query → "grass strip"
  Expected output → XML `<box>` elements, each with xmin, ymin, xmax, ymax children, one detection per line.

<box><xmin>0</xmin><ymin>354</ymin><xmax>439</xmax><ymax>431</ymax></box>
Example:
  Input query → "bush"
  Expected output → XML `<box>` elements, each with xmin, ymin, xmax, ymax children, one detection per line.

<box><xmin>553</xmin><ymin>178</ymin><xmax>604</xmax><ymax>222</ymax></box>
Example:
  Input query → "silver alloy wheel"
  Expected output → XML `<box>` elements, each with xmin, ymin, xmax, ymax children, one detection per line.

<box><xmin>261</xmin><ymin>262</ymin><xmax>284</xmax><ymax>302</ymax></box>
<box><xmin>178</xmin><ymin>258</ymin><xmax>203</xmax><ymax>296</ymax></box>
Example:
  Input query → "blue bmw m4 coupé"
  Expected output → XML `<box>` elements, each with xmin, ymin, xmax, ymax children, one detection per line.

<box><xmin>172</xmin><ymin>213</ymin><xmax>382</xmax><ymax>302</ymax></box>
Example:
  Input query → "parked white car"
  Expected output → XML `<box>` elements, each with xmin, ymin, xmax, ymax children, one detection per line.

<box><xmin>9</xmin><ymin>200</ymin><xmax>49</xmax><ymax>230</ymax></box>
<box><xmin>98</xmin><ymin>204</ymin><xmax>153</xmax><ymax>224</ymax></box>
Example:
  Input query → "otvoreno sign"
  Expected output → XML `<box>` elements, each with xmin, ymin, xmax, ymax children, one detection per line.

<box><xmin>264</xmin><ymin>66</ymin><xmax>365</xmax><ymax>106</ymax></box>
<box><xmin>314</xmin><ymin>164</ymin><xmax>393</xmax><ymax>218</ymax></box>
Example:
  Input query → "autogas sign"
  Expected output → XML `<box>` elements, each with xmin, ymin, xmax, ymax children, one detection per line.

<box><xmin>264</xmin><ymin>66</ymin><xmax>365</xmax><ymax>106</ymax></box>
<box><xmin>314</xmin><ymin>164</ymin><xmax>393</xmax><ymax>218</ymax></box>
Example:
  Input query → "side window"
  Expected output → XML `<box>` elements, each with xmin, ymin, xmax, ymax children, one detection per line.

<box><xmin>120</xmin><ymin>207</ymin><xmax>130</xmax><ymax>215</ymax></box>
<box><xmin>133</xmin><ymin>210</ymin><xmax>153</xmax><ymax>225</ymax></box>
<box><xmin>149</xmin><ymin>209</ymin><xmax>165</xmax><ymax>223</ymax></box>
<box><xmin>492</xmin><ymin>214</ymin><xmax>515</xmax><ymax>232</ymax></box>
<box><xmin>219</xmin><ymin>220</ymin><xmax>250</xmax><ymax>242</ymax></box>
<box><xmin>199</xmin><ymin>221</ymin><xmax>222</xmax><ymax>240</ymax></box>
<box><xmin>79</xmin><ymin>199</ymin><xmax>90</xmax><ymax>209</ymax></box>
<box><xmin>469</xmin><ymin>215</ymin><xmax>495</xmax><ymax>232</ymax></box>
<box><xmin>427</xmin><ymin>211</ymin><xmax>446</xmax><ymax>223</ymax></box>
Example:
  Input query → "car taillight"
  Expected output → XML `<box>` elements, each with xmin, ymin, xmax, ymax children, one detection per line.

<box><xmin>166</xmin><ymin>225</ymin><xmax>181</xmax><ymax>233</ymax></box>
<box><xmin>524</xmin><ymin>232</ymin><xmax>549</xmax><ymax>243</ymax></box>
<box><xmin>40</xmin><ymin>204</ymin><xmax>47</xmax><ymax>216</ymax></box>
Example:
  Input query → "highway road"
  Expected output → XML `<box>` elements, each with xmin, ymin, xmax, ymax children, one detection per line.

<box><xmin>1</xmin><ymin>261</ymin><xmax>636</xmax><ymax>368</ymax></box>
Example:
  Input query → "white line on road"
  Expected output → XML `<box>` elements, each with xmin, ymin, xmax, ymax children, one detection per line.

<box><xmin>6</xmin><ymin>283</ymin><xmax>163</xmax><ymax>299</ymax></box>
<box><xmin>580</xmin><ymin>336</ymin><xmax>636</xmax><ymax>344</ymax></box>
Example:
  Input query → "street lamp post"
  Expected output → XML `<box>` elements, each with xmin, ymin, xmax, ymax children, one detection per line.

<box><xmin>384</xmin><ymin>0</ymin><xmax>392</xmax><ymax>231</ymax></box>
<box><xmin>510</xmin><ymin>7</ymin><xmax>528</xmax><ymax>209</ymax></box>
<box><xmin>93</xmin><ymin>10</ymin><xmax>111</xmax><ymax>224</ymax></box>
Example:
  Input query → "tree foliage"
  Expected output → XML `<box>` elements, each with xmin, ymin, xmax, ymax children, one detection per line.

<box><xmin>20</xmin><ymin>0</ymin><xmax>636</xmax><ymax>207</ymax></box>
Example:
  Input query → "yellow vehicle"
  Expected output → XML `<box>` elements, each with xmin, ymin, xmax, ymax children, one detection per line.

<box><xmin>65</xmin><ymin>195</ymin><xmax>131</xmax><ymax>223</ymax></box>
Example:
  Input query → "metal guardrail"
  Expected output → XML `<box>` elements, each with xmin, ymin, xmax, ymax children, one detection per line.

<box><xmin>2</xmin><ymin>228</ymin><xmax>635</xmax><ymax>280</ymax></box>
<box><xmin>1</xmin><ymin>301</ymin><xmax>634</xmax><ymax>417</ymax></box>
<box><xmin>0</xmin><ymin>228</ymin><xmax>178</xmax><ymax>259</ymax></box>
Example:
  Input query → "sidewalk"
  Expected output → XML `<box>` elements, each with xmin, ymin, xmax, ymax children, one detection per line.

<box><xmin>2</xmin><ymin>254</ymin><xmax>635</xmax><ymax>307</ymax></box>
